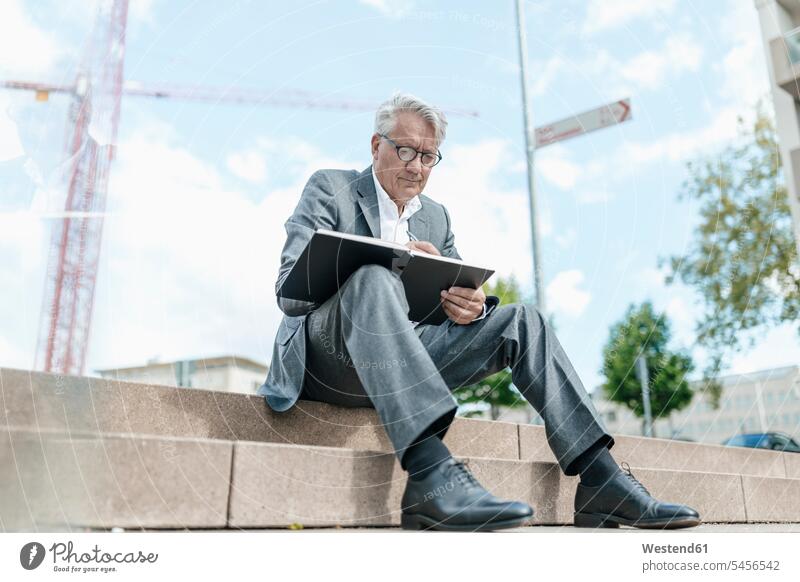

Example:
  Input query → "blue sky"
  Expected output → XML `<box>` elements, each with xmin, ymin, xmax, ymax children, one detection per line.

<box><xmin>1</xmin><ymin>0</ymin><xmax>798</xmax><ymax>393</ymax></box>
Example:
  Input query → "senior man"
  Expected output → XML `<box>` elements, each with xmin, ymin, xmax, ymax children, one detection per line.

<box><xmin>258</xmin><ymin>92</ymin><xmax>700</xmax><ymax>531</ymax></box>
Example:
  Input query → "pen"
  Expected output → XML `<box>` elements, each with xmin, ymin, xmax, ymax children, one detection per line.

<box><xmin>407</xmin><ymin>230</ymin><xmax>418</xmax><ymax>242</ymax></box>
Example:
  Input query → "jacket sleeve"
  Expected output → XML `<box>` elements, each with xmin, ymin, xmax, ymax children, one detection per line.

<box><xmin>470</xmin><ymin>294</ymin><xmax>500</xmax><ymax>323</ymax></box>
<box><xmin>275</xmin><ymin>170</ymin><xmax>339</xmax><ymax>316</ymax></box>
<box><xmin>440</xmin><ymin>205</ymin><xmax>462</xmax><ymax>260</ymax></box>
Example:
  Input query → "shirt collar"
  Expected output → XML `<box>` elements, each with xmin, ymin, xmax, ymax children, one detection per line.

<box><xmin>371</xmin><ymin>167</ymin><xmax>422</xmax><ymax>217</ymax></box>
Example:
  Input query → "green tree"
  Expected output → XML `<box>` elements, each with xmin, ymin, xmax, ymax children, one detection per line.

<box><xmin>454</xmin><ymin>274</ymin><xmax>531</xmax><ymax>420</ymax></box>
<box><xmin>660</xmin><ymin>107</ymin><xmax>800</xmax><ymax>406</ymax></box>
<box><xmin>601</xmin><ymin>301</ymin><xmax>694</xmax><ymax>435</ymax></box>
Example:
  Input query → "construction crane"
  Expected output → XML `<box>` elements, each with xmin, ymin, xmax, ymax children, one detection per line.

<box><xmin>2</xmin><ymin>0</ymin><xmax>478</xmax><ymax>377</ymax></box>
<box><xmin>3</xmin><ymin>79</ymin><xmax>480</xmax><ymax>117</ymax></box>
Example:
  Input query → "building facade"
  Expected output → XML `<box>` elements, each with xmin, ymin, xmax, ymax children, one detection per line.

<box><xmin>591</xmin><ymin>365</ymin><xmax>800</xmax><ymax>444</ymax></box>
<box><xmin>755</xmin><ymin>0</ymin><xmax>800</xmax><ymax>259</ymax></box>
<box><xmin>96</xmin><ymin>355</ymin><xmax>268</xmax><ymax>394</ymax></box>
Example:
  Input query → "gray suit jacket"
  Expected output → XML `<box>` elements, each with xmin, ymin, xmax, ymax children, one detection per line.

<box><xmin>257</xmin><ymin>165</ymin><xmax>499</xmax><ymax>411</ymax></box>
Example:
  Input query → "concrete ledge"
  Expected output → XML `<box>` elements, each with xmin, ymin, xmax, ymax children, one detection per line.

<box><xmin>228</xmin><ymin>443</ymin><xmax>747</xmax><ymax>528</ymax></box>
<box><xmin>0</xmin><ymin>367</ymin><xmax>518</xmax><ymax>460</ymax></box>
<box><xmin>0</xmin><ymin>428</ymin><xmax>231</xmax><ymax>531</ymax></box>
<box><xmin>519</xmin><ymin>424</ymin><xmax>789</xmax><ymax>478</ymax></box>
<box><xmin>742</xmin><ymin>474</ymin><xmax>800</xmax><ymax>522</ymax></box>
<box><xmin>784</xmin><ymin>451</ymin><xmax>800</xmax><ymax>479</ymax></box>
<box><xmin>4</xmin><ymin>427</ymin><xmax>794</xmax><ymax>531</ymax></box>
<box><xmin>4</xmin><ymin>367</ymin><xmax>797</xmax><ymax>488</ymax></box>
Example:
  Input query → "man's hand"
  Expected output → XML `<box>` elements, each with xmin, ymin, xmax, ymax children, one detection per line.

<box><xmin>405</xmin><ymin>240</ymin><xmax>441</xmax><ymax>256</ymax></box>
<box><xmin>440</xmin><ymin>285</ymin><xmax>486</xmax><ymax>324</ymax></box>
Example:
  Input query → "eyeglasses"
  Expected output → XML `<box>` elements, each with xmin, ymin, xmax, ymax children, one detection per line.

<box><xmin>379</xmin><ymin>133</ymin><xmax>442</xmax><ymax>167</ymax></box>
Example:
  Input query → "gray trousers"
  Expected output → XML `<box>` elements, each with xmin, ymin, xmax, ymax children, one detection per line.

<box><xmin>300</xmin><ymin>264</ymin><xmax>614</xmax><ymax>474</ymax></box>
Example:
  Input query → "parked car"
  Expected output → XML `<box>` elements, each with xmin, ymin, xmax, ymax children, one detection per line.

<box><xmin>721</xmin><ymin>432</ymin><xmax>800</xmax><ymax>453</ymax></box>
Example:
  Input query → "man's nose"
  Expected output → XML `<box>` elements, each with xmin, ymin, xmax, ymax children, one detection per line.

<box><xmin>405</xmin><ymin>153</ymin><xmax>424</xmax><ymax>173</ymax></box>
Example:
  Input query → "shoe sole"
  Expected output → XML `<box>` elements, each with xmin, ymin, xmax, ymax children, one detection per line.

<box><xmin>401</xmin><ymin>512</ymin><xmax>533</xmax><ymax>532</ymax></box>
<box><xmin>574</xmin><ymin>511</ymin><xmax>702</xmax><ymax>529</ymax></box>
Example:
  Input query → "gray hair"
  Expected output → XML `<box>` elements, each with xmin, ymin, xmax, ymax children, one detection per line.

<box><xmin>374</xmin><ymin>91</ymin><xmax>448</xmax><ymax>146</ymax></box>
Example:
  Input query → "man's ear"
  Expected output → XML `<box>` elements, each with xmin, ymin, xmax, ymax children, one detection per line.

<box><xmin>371</xmin><ymin>134</ymin><xmax>380</xmax><ymax>160</ymax></box>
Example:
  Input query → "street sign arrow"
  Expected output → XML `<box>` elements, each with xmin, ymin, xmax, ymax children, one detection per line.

<box><xmin>535</xmin><ymin>98</ymin><xmax>632</xmax><ymax>148</ymax></box>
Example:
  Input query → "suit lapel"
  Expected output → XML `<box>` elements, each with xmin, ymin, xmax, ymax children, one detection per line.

<box><xmin>407</xmin><ymin>209</ymin><xmax>429</xmax><ymax>242</ymax></box>
<box><xmin>356</xmin><ymin>166</ymin><xmax>380</xmax><ymax>238</ymax></box>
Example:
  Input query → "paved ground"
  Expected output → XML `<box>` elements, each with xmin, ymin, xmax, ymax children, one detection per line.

<box><xmin>138</xmin><ymin>523</ymin><xmax>800</xmax><ymax>533</ymax></box>
<box><xmin>30</xmin><ymin>522</ymin><xmax>800</xmax><ymax>533</ymax></box>
<box><xmin>507</xmin><ymin>523</ymin><xmax>800</xmax><ymax>533</ymax></box>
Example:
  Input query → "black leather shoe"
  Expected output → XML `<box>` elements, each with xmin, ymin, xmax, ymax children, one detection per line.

<box><xmin>574</xmin><ymin>462</ymin><xmax>701</xmax><ymax>529</ymax></box>
<box><xmin>401</xmin><ymin>457</ymin><xmax>534</xmax><ymax>531</ymax></box>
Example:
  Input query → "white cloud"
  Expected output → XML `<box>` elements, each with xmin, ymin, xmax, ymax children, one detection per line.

<box><xmin>555</xmin><ymin>227</ymin><xmax>577</xmax><ymax>249</ymax></box>
<box><xmin>574</xmin><ymin>103</ymin><xmax>740</xmax><ymax>195</ymax></box>
<box><xmin>716</xmin><ymin>0</ymin><xmax>770</xmax><ymax>109</ymax></box>
<box><xmin>728</xmin><ymin>324</ymin><xmax>800</xmax><ymax>376</ymax></box>
<box><xmin>527</xmin><ymin>32</ymin><xmax>703</xmax><ymax>107</ymax></box>
<box><xmin>623</xmin><ymin>106</ymin><xmax>741</xmax><ymax>164</ymax></box>
<box><xmin>619</xmin><ymin>34</ymin><xmax>703</xmax><ymax>90</ymax></box>
<box><xmin>0</xmin><ymin>332</ymin><xmax>32</xmax><ymax>370</ymax></box>
<box><xmin>424</xmin><ymin>138</ymin><xmax>546</xmax><ymax>291</ymax></box>
<box><xmin>254</xmin><ymin>135</ymin><xmax>355</xmax><ymax>177</ymax></box>
<box><xmin>582</xmin><ymin>0</ymin><xmax>676</xmax><ymax>34</ymax></box>
<box><xmin>546</xmin><ymin>269</ymin><xmax>592</xmax><ymax>318</ymax></box>
<box><xmin>536</xmin><ymin>150</ymin><xmax>612</xmax><ymax>205</ymax></box>
<box><xmin>129</xmin><ymin>0</ymin><xmax>158</xmax><ymax>24</ymax></box>
<box><xmin>513</xmin><ymin>38</ymin><xmax>722</xmax><ymax>209</ymax></box>
<box><xmin>53</xmin><ymin>0</ymin><xmax>158</xmax><ymax>26</ymax></box>
<box><xmin>636</xmin><ymin>265</ymin><xmax>669</xmax><ymax>293</ymax></box>
<box><xmin>530</xmin><ymin>55</ymin><xmax>567</xmax><ymax>97</ymax></box>
<box><xmin>0</xmin><ymin>211</ymin><xmax>44</xmax><ymax>273</ymax></box>
<box><xmin>0</xmin><ymin>97</ymin><xmax>25</xmax><ymax>161</ymax></box>
<box><xmin>507</xmin><ymin>2</ymin><xmax>763</xmax><ymax>218</ymax></box>
<box><xmin>0</xmin><ymin>0</ymin><xmax>61</xmax><ymax>77</ymax></box>
<box><xmin>0</xmin><ymin>95</ymin><xmax>370</xmax><ymax>373</ymax></box>
<box><xmin>664</xmin><ymin>295</ymin><xmax>695</xmax><ymax>345</ymax></box>
<box><xmin>227</xmin><ymin>150</ymin><xmax>267</xmax><ymax>183</ymax></box>
<box><xmin>537</xmin><ymin>146</ymin><xmax>580</xmax><ymax>190</ymax></box>
<box><xmin>86</xmin><ymin>121</ymin><xmax>359</xmax><ymax>369</ymax></box>
<box><xmin>533</xmin><ymin>146</ymin><xmax>614</xmax><ymax>205</ymax></box>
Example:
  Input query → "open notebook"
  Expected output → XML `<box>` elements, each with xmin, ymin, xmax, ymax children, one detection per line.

<box><xmin>277</xmin><ymin>228</ymin><xmax>494</xmax><ymax>325</ymax></box>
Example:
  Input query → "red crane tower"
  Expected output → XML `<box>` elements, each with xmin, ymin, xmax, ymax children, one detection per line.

<box><xmin>2</xmin><ymin>0</ymin><xmax>478</xmax><ymax>377</ymax></box>
<box><xmin>31</xmin><ymin>0</ymin><xmax>129</xmax><ymax>376</ymax></box>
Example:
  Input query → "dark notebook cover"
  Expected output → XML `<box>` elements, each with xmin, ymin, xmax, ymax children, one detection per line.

<box><xmin>277</xmin><ymin>229</ymin><xmax>495</xmax><ymax>325</ymax></box>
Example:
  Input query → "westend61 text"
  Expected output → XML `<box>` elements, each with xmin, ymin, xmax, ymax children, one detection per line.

<box><xmin>642</xmin><ymin>543</ymin><xmax>708</xmax><ymax>554</ymax></box>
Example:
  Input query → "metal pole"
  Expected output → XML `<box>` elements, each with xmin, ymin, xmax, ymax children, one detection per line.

<box><xmin>514</xmin><ymin>0</ymin><xmax>545</xmax><ymax>313</ymax></box>
<box><xmin>636</xmin><ymin>355</ymin><xmax>654</xmax><ymax>438</ymax></box>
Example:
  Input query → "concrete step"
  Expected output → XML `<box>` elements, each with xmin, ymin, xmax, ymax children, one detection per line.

<box><xmin>0</xmin><ymin>428</ymin><xmax>231</xmax><ymax>531</ymax></box>
<box><xmin>3</xmin><ymin>427</ymin><xmax>800</xmax><ymax>531</ymax></box>
<box><xmin>521</xmin><ymin>425</ymin><xmax>794</xmax><ymax>479</ymax></box>
<box><xmin>2</xmin><ymin>367</ymin><xmax>797</xmax><ymax>479</ymax></box>
<box><xmin>0</xmin><ymin>367</ymin><xmax>518</xmax><ymax>459</ymax></box>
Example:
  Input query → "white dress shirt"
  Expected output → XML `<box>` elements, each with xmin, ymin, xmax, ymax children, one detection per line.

<box><xmin>372</xmin><ymin>169</ymin><xmax>422</xmax><ymax>244</ymax></box>
<box><xmin>371</xmin><ymin>168</ymin><xmax>487</xmax><ymax>324</ymax></box>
